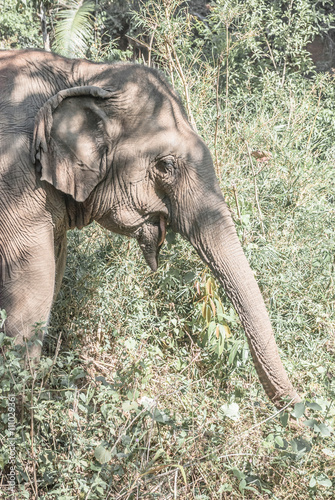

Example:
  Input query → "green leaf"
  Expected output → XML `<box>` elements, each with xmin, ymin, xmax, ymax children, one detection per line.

<box><xmin>317</xmin><ymin>476</ymin><xmax>332</xmax><ymax>488</ymax></box>
<box><xmin>94</xmin><ymin>445</ymin><xmax>111</xmax><ymax>464</ymax></box>
<box><xmin>322</xmin><ymin>448</ymin><xmax>335</xmax><ymax>457</ymax></box>
<box><xmin>122</xmin><ymin>400</ymin><xmax>138</xmax><ymax>412</ymax></box>
<box><xmin>304</xmin><ymin>418</ymin><xmax>318</xmax><ymax>429</ymax></box>
<box><xmin>303</xmin><ymin>419</ymin><xmax>332</xmax><ymax>436</ymax></box>
<box><xmin>290</xmin><ymin>437</ymin><xmax>311</xmax><ymax>455</ymax></box>
<box><xmin>216</xmin><ymin>299</ymin><xmax>225</xmax><ymax>321</ymax></box>
<box><xmin>240</xmin><ymin>214</ymin><xmax>250</xmax><ymax>226</ymax></box>
<box><xmin>239</xmin><ymin>478</ymin><xmax>247</xmax><ymax>492</ymax></box>
<box><xmin>220</xmin><ymin>403</ymin><xmax>240</xmax><ymax>421</ymax></box>
<box><xmin>220</xmin><ymin>323</ymin><xmax>231</xmax><ymax>339</ymax></box>
<box><xmin>228</xmin><ymin>341</ymin><xmax>240</xmax><ymax>366</ymax></box>
<box><xmin>151</xmin><ymin>408</ymin><xmax>174</xmax><ymax>425</ymax></box>
<box><xmin>218</xmin><ymin>483</ymin><xmax>233</xmax><ymax>493</ymax></box>
<box><xmin>207</xmin><ymin>321</ymin><xmax>217</xmax><ymax>339</ymax></box>
<box><xmin>275</xmin><ymin>435</ymin><xmax>284</xmax><ymax>447</ymax></box>
<box><xmin>201</xmin><ymin>301</ymin><xmax>207</xmax><ymax>320</ymax></box>
<box><xmin>280</xmin><ymin>412</ymin><xmax>289</xmax><ymax>427</ymax></box>
<box><xmin>291</xmin><ymin>402</ymin><xmax>305</xmax><ymax>419</ymax></box>
<box><xmin>184</xmin><ymin>271</ymin><xmax>196</xmax><ymax>283</ymax></box>
<box><xmin>306</xmin><ymin>402</ymin><xmax>322</xmax><ymax>411</ymax></box>
<box><xmin>309</xmin><ymin>476</ymin><xmax>316</xmax><ymax>488</ymax></box>
<box><xmin>54</xmin><ymin>0</ymin><xmax>95</xmax><ymax>58</ymax></box>
<box><xmin>315</xmin><ymin>423</ymin><xmax>332</xmax><ymax>436</ymax></box>
<box><xmin>124</xmin><ymin>338</ymin><xmax>137</xmax><ymax>351</ymax></box>
<box><xmin>176</xmin><ymin>465</ymin><xmax>187</xmax><ymax>486</ymax></box>
<box><xmin>218</xmin><ymin>333</ymin><xmax>225</xmax><ymax>357</ymax></box>
<box><xmin>127</xmin><ymin>389</ymin><xmax>139</xmax><ymax>401</ymax></box>
<box><xmin>205</xmin><ymin>304</ymin><xmax>212</xmax><ymax>324</ymax></box>
<box><xmin>232</xmin><ymin>468</ymin><xmax>245</xmax><ymax>481</ymax></box>
<box><xmin>152</xmin><ymin>448</ymin><xmax>165</xmax><ymax>462</ymax></box>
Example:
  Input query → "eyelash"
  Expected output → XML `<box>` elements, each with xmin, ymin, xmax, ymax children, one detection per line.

<box><xmin>156</xmin><ymin>156</ymin><xmax>176</xmax><ymax>173</ymax></box>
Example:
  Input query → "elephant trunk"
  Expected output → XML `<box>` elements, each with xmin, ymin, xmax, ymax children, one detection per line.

<box><xmin>182</xmin><ymin>195</ymin><xmax>300</xmax><ymax>408</ymax></box>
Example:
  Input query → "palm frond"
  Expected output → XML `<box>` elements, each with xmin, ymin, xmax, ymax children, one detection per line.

<box><xmin>53</xmin><ymin>0</ymin><xmax>95</xmax><ymax>58</ymax></box>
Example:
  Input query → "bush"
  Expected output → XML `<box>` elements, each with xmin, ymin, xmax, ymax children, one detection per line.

<box><xmin>0</xmin><ymin>0</ymin><xmax>41</xmax><ymax>49</ymax></box>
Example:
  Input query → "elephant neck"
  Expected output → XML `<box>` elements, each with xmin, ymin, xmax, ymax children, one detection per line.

<box><xmin>65</xmin><ymin>196</ymin><xmax>93</xmax><ymax>230</ymax></box>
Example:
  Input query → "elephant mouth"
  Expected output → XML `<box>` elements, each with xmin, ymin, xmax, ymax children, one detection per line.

<box><xmin>136</xmin><ymin>214</ymin><xmax>168</xmax><ymax>271</ymax></box>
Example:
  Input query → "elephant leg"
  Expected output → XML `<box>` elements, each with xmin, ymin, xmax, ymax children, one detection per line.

<box><xmin>54</xmin><ymin>232</ymin><xmax>67</xmax><ymax>299</ymax></box>
<box><xmin>0</xmin><ymin>226</ymin><xmax>56</xmax><ymax>362</ymax></box>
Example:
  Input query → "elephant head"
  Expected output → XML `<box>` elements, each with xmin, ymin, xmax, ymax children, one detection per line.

<box><xmin>32</xmin><ymin>64</ymin><xmax>299</xmax><ymax>407</ymax></box>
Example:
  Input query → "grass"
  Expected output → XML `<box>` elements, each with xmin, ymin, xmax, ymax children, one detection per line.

<box><xmin>0</xmin><ymin>212</ymin><xmax>334</xmax><ymax>498</ymax></box>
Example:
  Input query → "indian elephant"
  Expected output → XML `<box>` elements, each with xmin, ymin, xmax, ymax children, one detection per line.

<box><xmin>0</xmin><ymin>49</ymin><xmax>300</xmax><ymax>407</ymax></box>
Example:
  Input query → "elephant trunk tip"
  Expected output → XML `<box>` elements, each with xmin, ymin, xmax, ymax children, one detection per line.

<box><xmin>270</xmin><ymin>387</ymin><xmax>301</xmax><ymax>410</ymax></box>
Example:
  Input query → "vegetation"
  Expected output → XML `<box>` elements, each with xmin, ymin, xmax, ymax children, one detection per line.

<box><xmin>1</xmin><ymin>0</ymin><xmax>335</xmax><ymax>498</ymax></box>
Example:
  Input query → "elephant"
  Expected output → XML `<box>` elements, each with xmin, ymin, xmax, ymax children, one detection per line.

<box><xmin>0</xmin><ymin>49</ymin><xmax>300</xmax><ymax>408</ymax></box>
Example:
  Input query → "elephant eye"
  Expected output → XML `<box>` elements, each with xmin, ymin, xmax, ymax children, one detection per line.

<box><xmin>156</xmin><ymin>156</ymin><xmax>176</xmax><ymax>174</ymax></box>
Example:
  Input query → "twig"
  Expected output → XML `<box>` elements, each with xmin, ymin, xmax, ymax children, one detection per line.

<box><xmin>146</xmin><ymin>408</ymin><xmax>155</xmax><ymax>464</ymax></box>
<box><xmin>39</xmin><ymin>3</ymin><xmax>50</xmax><ymax>51</ymax></box>
<box><xmin>265</xmin><ymin>35</ymin><xmax>277</xmax><ymax>70</ymax></box>
<box><xmin>25</xmin><ymin>340</ymin><xmax>38</xmax><ymax>499</ymax></box>
<box><xmin>167</xmin><ymin>38</ymin><xmax>198</xmax><ymax>132</ymax></box>
<box><xmin>110</xmin><ymin>410</ymin><xmax>145</xmax><ymax>456</ymax></box>
<box><xmin>49</xmin><ymin>418</ymin><xmax>57</xmax><ymax>452</ymax></box>
<box><xmin>80</xmin><ymin>355</ymin><xmax>115</xmax><ymax>370</ymax></box>
<box><xmin>165</xmin><ymin>41</ymin><xmax>175</xmax><ymax>87</ymax></box>
<box><xmin>214</xmin><ymin>55</ymin><xmax>223</xmax><ymax>175</ymax></box>
<box><xmin>23</xmin><ymin>461</ymin><xmax>37</xmax><ymax>498</ymax></box>
<box><xmin>174</xmin><ymin>468</ymin><xmax>178</xmax><ymax>499</ymax></box>
<box><xmin>179</xmin><ymin>350</ymin><xmax>201</xmax><ymax>376</ymax></box>
<box><xmin>148</xmin><ymin>24</ymin><xmax>157</xmax><ymax>67</ymax></box>
<box><xmin>281</xmin><ymin>0</ymin><xmax>294</xmax><ymax>86</ymax></box>
<box><xmin>211</xmin><ymin>398</ymin><xmax>296</xmax><ymax>463</ymax></box>
<box><xmin>306</xmin><ymin>87</ymin><xmax>322</xmax><ymax>148</ymax></box>
<box><xmin>37</xmin><ymin>331</ymin><xmax>62</xmax><ymax>400</ymax></box>
<box><xmin>0</xmin><ymin>344</ymin><xmax>17</xmax><ymax>387</ymax></box>
<box><xmin>225</xmin><ymin>21</ymin><xmax>230</xmax><ymax>135</ymax></box>
<box><xmin>232</xmin><ymin>183</ymin><xmax>242</xmax><ymax>222</ymax></box>
<box><xmin>162</xmin><ymin>3</ymin><xmax>197</xmax><ymax>132</ymax></box>
<box><xmin>85</xmin><ymin>470</ymin><xmax>101</xmax><ymax>500</ymax></box>
<box><xmin>112</xmin><ymin>396</ymin><xmax>295</xmax><ymax>498</ymax></box>
<box><xmin>30</xmin><ymin>372</ymin><xmax>38</xmax><ymax>499</ymax></box>
<box><xmin>246</xmin><ymin>142</ymin><xmax>265</xmax><ymax>236</ymax></box>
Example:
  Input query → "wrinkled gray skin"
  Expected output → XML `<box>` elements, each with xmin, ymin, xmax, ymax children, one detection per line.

<box><xmin>0</xmin><ymin>50</ymin><xmax>300</xmax><ymax>407</ymax></box>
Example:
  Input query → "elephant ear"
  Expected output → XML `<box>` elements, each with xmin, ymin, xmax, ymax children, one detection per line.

<box><xmin>32</xmin><ymin>86</ymin><xmax>115</xmax><ymax>202</ymax></box>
